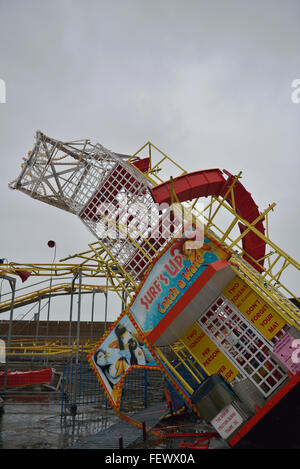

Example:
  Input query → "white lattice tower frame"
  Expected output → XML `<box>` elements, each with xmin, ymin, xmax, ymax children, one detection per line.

<box><xmin>10</xmin><ymin>131</ymin><xmax>181</xmax><ymax>281</ymax></box>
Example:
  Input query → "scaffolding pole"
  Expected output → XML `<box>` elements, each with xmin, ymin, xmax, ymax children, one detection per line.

<box><xmin>0</xmin><ymin>274</ymin><xmax>16</xmax><ymax>395</ymax></box>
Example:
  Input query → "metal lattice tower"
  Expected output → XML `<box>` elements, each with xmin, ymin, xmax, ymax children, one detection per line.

<box><xmin>9</xmin><ymin>131</ymin><xmax>180</xmax><ymax>282</ymax></box>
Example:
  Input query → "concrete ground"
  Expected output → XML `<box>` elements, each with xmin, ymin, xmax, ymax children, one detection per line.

<box><xmin>0</xmin><ymin>387</ymin><xmax>229</xmax><ymax>450</ymax></box>
<box><xmin>0</xmin><ymin>387</ymin><xmax>120</xmax><ymax>449</ymax></box>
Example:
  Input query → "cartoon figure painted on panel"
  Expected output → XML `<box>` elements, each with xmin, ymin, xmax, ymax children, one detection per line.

<box><xmin>91</xmin><ymin>314</ymin><xmax>157</xmax><ymax>403</ymax></box>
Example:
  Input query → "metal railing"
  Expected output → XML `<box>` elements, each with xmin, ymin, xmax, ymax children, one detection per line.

<box><xmin>60</xmin><ymin>362</ymin><xmax>165</xmax><ymax>416</ymax></box>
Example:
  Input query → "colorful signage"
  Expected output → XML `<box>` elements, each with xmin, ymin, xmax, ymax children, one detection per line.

<box><xmin>180</xmin><ymin>322</ymin><xmax>239</xmax><ymax>382</ymax></box>
<box><xmin>223</xmin><ymin>276</ymin><xmax>286</xmax><ymax>340</ymax></box>
<box><xmin>89</xmin><ymin>313</ymin><xmax>158</xmax><ymax>407</ymax></box>
<box><xmin>273</xmin><ymin>332</ymin><xmax>300</xmax><ymax>375</ymax></box>
<box><xmin>130</xmin><ymin>230</ymin><xmax>228</xmax><ymax>334</ymax></box>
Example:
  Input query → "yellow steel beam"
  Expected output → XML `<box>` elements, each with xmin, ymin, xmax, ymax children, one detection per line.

<box><xmin>155</xmin><ymin>346</ymin><xmax>194</xmax><ymax>395</ymax></box>
<box><xmin>169</xmin><ymin>343</ymin><xmax>203</xmax><ymax>385</ymax></box>
<box><xmin>0</xmin><ymin>282</ymin><xmax>119</xmax><ymax>313</ymax></box>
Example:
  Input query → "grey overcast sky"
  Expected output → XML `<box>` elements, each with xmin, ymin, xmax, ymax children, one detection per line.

<box><xmin>0</xmin><ymin>0</ymin><xmax>299</xmax><ymax>321</ymax></box>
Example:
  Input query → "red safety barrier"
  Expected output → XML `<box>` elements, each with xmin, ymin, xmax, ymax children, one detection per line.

<box><xmin>178</xmin><ymin>439</ymin><xmax>210</xmax><ymax>449</ymax></box>
<box><xmin>0</xmin><ymin>368</ymin><xmax>52</xmax><ymax>387</ymax></box>
<box><xmin>164</xmin><ymin>432</ymin><xmax>218</xmax><ymax>439</ymax></box>
<box><xmin>176</xmin><ymin>432</ymin><xmax>218</xmax><ymax>449</ymax></box>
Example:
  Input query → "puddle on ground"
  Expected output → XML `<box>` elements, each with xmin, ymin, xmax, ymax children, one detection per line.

<box><xmin>0</xmin><ymin>390</ymin><xmax>119</xmax><ymax>449</ymax></box>
<box><xmin>0</xmin><ymin>388</ymin><xmax>228</xmax><ymax>449</ymax></box>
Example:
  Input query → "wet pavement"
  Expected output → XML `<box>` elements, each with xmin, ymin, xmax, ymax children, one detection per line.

<box><xmin>0</xmin><ymin>388</ymin><xmax>119</xmax><ymax>449</ymax></box>
<box><xmin>0</xmin><ymin>387</ymin><xmax>229</xmax><ymax>450</ymax></box>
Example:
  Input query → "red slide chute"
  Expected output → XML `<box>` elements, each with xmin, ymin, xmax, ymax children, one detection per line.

<box><xmin>150</xmin><ymin>169</ymin><xmax>265</xmax><ymax>272</ymax></box>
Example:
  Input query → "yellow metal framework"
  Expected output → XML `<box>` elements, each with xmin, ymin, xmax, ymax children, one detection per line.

<box><xmin>0</xmin><ymin>281</ymin><xmax>120</xmax><ymax>314</ymax></box>
<box><xmin>5</xmin><ymin>338</ymin><xmax>97</xmax><ymax>357</ymax></box>
<box><xmin>126</xmin><ymin>142</ymin><xmax>300</xmax><ymax>326</ymax></box>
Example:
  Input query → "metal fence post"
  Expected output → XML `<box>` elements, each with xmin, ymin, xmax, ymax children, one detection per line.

<box><xmin>68</xmin><ymin>284</ymin><xmax>74</xmax><ymax>347</ymax></box>
<box><xmin>90</xmin><ymin>289</ymin><xmax>95</xmax><ymax>340</ymax></box>
<box><xmin>61</xmin><ymin>365</ymin><xmax>65</xmax><ymax>417</ymax></box>
<box><xmin>144</xmin><ymin>369</ymin><xmax>148</xmax><ymax>408</ymax></box>
<box><xmin>1</xmin><ymin>274</ymin><xmax>16</xmax><ymax>395</ymax></box>
<box><xmin>75</xmin><ymin>269</ymin><xmax>82</xmax><ymax>366</ymax></box>
<box><xmin>35</xmin><ymin>297</ymin><xmax>41</xmax><ymax>340</ymax></box>
<box><xmin>104</xmin><ymin>283</ymin><xmax>108</xmax><ymax>333</ymax></box>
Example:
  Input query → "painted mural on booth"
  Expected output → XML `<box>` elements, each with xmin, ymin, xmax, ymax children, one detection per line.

<box><xmin>129</xmin><ymin>229</ymin><xmax>228</xmax><ymax>333</ymax></box>
<box><xmin>90</xmin><ymin>314</ymin><xmax>157</xmax><ymax>405</ymax></box>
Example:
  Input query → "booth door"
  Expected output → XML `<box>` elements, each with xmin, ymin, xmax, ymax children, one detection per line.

<box><xmin>197</xmin><ymin>296</ymin><xmax>288</xmax><ymax>398</ymax></box>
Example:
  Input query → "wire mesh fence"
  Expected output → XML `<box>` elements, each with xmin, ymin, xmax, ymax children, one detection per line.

<box><xmin>60</xmin><ymin>361</ymin><xmax>166</xmax><ymax>416</ymax></box>
<box><xmin>61</xmin><ymin>361</ymin><xmax>107</xmax><ymax>415</ymax></box>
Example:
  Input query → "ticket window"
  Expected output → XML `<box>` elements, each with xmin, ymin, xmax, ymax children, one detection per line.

<box><xmin>197</xmin><ymin>296</ymin><xmax>288</xmax><ymax>398</ymax></box>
